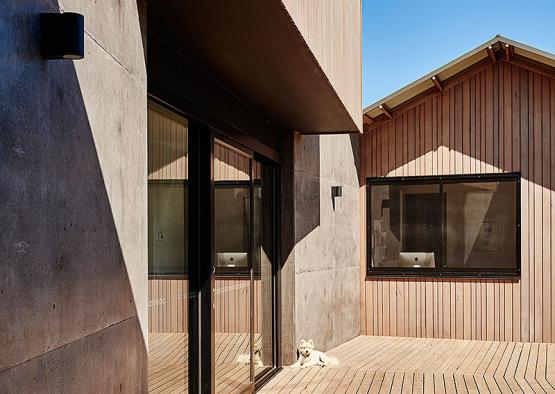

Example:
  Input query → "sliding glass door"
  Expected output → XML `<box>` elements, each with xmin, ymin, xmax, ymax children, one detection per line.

<box><xmin>147</xmin><ymin>101</ymin><xmax>277</xmax><ymax>393</ymax></box>
<box><xmin>212</xmin><ymin>140</ymin><xmax>278</xmax><ymax>392</ymax></box>
<box><xmin>213</xmin><ymin>139</ymin><xmax>253</xmax><ymax>393</ymax></box>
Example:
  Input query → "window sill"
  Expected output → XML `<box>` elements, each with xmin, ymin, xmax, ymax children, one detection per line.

<box><xmin>149</xmin><ymin>274</ymin><xmax>188</xmax><ymax>280</ymax></box>
<box><xmin>148</xmin><ymin>273</ymin><xmax>262</xmax><ymax>280</ymax></box>
<box><xmin>366</xmin><ymin>271</ymin><xmax>520</xmax><ymax>280</ymax></box>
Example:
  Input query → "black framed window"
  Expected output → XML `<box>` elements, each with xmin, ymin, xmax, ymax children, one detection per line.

<box><xmin>367</xmin><ymin>173</ymin><xmax>520</xmax><ymax>277</ymax></box>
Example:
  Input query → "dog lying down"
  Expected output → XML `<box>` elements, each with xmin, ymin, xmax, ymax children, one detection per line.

<box><xmin>290</xmin><ymin>339</ymin><xmax>339</xmax><ymax>368</ymax></box>
<box><xmin>236</xmin><ymin>343</ymin><xmax>264</xmax><ymax>367</ymax></box>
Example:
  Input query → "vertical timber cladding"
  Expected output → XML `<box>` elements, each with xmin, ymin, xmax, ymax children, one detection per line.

<box><xmin>147</xmin><ymin>105</ymin><xmax>262</xmax><ymax>334</ymax></box>
<box><xmin>361</xmin><ymin>61</ymin><xmax>555</xmax><ymax>343</ymax></box>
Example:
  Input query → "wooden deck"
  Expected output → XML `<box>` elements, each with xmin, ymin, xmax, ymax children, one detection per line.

<box><xmin>148</xmin><ymin>333</ymin><xmax>261</xmax><ymax>393</ymax></box>
<box><xmin>260</xmin><ymin>336</ymin><xmax>555</xmax><ymax>393</ymax></box>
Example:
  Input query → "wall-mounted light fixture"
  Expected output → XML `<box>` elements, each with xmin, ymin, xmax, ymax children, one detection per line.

<box><xmin>331</xmin><ymin>185</ymin><xmax>342</xmax><ymax>211</ymax></box>
<box><xmin>40</xmin><ymin>13</ymin><xmax>84</xmax><ymax>60</ymax></box>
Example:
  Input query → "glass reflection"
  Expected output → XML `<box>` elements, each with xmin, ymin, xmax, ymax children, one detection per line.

<box><xmin>444</xmin><ymin>181</ymin><xmax>516</xmax><ymax>268</ymax></box>
<box><xmin>370</xmin><ymin>183</ymin><xmax>441</xmax><ymax>268</ymax></box>
<box><xmin>147</xmin><ymin>102</ymin><xmax>189</xmax><ymax>393</ymax></box>
<box><xmin>213</xmin><ymin>140</ymin><xmax>252</xmax><ymax>393</ymax></box>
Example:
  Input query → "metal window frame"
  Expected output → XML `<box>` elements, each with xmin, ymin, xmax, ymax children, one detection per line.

<box><xmin>253</xmin><ymin>157</ymin><xmax>281</xmax><ymax>387</ymax></box>
<box><xmin>366</xmin><ymin>172</ymin><xmax>521</xmax><ymax>279</ymax></box>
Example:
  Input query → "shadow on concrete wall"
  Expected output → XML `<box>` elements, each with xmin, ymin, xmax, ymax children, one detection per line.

<box><xmin>294</xmin><ymin>135</ymin><xmax>321</xmax><ymax>243</ymax></box>
<box><xmin>0</xmin><ymin>1</ymin><xmax>147</xmax><ymax>391</ymax></box>
<box><xmin>279</xmin><ymin>133</ymin><xmax>322</xmax><ymax>269</ymax></box>
<box><xmin>350</xmin><ymin>132</ymin><xmax>362</xmax><ymax>187</ymax></box>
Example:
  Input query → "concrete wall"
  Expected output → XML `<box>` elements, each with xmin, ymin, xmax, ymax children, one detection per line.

<box><xmin>0</xmin><ymin>0</ymin><xmax>148</xmax><ymax>392</ymax></box>
<box><xmin>280</xmin><ymin>132</ymin><xmax>361</xmax><ymax>364</ymax></box>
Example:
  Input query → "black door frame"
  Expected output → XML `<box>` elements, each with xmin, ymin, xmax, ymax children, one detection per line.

<box><xmin>188</xmin><ymin>120</ymin><xmax>215</xmax><ymax>393</ymax></box>
<box><xmin>252</xmin><ymin>155</ymin><xmax>282</xmax><ymax>390</ymax></box>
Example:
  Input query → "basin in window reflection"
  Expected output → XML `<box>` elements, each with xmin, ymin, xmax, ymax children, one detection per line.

<box><xmin>217</xmin><ymin>252</ymin><xmax>248</xmax><ymax>268</ymax></box>
<box><xmin>399</xmin><ymin>252</ymin><xmax>435</xmax><ymax>268</ymax></box>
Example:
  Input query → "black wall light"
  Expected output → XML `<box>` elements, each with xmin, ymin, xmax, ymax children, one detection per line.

<box><xmin>331</xmin><ymin>185</ymin><xmax>342</xmax><ymax>211</ymax></box>
<box><xmin>40</xmin><ymin>13</ymin><xmax>84</xmax><ymax>60</ymax></box>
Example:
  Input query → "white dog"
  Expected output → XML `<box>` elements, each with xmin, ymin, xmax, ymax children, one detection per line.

<box><xmin>290</xmin><ymin>339</ymin><xmax>339</xmax><ymax>368</ymax></box>
<box><xmin>236</xmin><ymin>342</ymin><xmax>264</xmax><ymax>367</ymax></box>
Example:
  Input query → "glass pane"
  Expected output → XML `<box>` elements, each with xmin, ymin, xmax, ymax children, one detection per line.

<box><xmin>444</xmin><ymin>181</ymin><xmax>517</xmax><ymax>269</ymax></box>
<box><xmin>214</xmin><ymin>186</ymin><xmax>250</xmax><ymax>268</ymax></box>
<box><xmin>213</xmin><ymin>140</ymin><xmax>252</xmax><ymax>393</ymax></box>
<box><xmin>147</xmin><ymin>102</ymin><xmax>189</xmax><ymax>393</ymax></box>
<box><xmin>148</xmin><ymin>182</ymin><xmax>187</xmax><ymax>275</ymax></box>
<box><xmin>254</xmin><ymin>161</ymin><xmax>275</xmax><ymax>379</ymax></box>
<box><xmin>370</xmin><ymin>183</ymin><xmax>441</xmax><ymax>268</ymax></box>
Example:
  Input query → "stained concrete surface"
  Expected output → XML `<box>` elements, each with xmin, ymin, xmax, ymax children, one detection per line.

<box><xmin>0</xmin><ymin>317</ymin><xmax>145</xmax><ymax>393</ymax></box>
<box><xmin>0</xmin><ymin>0</ymin><xmax>147</xmax><ymax>391</ymax></box>
<box><xmin>280</xmin><ymin>132</ymin><xmax>361</xmax><ymax>365</ymax></box>
<box><xmin>294</xmin><ymin>134</ymin><xmax>361</xmax><ymax>352</ymax></box>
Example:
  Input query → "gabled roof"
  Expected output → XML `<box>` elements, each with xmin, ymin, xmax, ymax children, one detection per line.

<box><xmin>363</xmin><ymin>35</ymin><xmax>555</xmax><ymax>125</ymax></box>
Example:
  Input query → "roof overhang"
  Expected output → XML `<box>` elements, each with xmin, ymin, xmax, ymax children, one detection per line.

<box><xmin>149</xmin><ymin>1</ymin><xmax>359</xmax><ymax>134</ymax></box>
<box><xmin>364</xmin><ymin>35</ymin><xmax>555</xmax><ymax>126</ymax></box>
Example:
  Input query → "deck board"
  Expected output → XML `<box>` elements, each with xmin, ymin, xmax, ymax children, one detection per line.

<box><xmin>261</xmin><ymin>336</ymin><xmax>555</xmax><ymax>393</ymax></box>
<box><xmin>148</xmin><ymin>332</ymin><xmax>261</xmax><ymax>393</ymax></box>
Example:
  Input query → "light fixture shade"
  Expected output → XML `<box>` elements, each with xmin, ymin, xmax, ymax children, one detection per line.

<box><xmin>331</xmin><ymin>185</ymin><xmax>342</xmax><ymax>198</ymax></box>
<box><xmin>40</xmin><ymin>12</ymin><xmax>84</xmax><ymax>60</ymax></box>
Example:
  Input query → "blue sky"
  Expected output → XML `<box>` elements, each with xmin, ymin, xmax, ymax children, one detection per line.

<box><xmin>362</xmin><ymin>0</ymin><xmax>555</xmax><ymax>107</ymax></box>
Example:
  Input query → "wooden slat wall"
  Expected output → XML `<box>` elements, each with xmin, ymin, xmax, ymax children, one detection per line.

<box><xmin>214</xmin><ymin>279</ymin><xmax>262</xmax><ymax>334</ymax></box>
<box><xmin>147</xmin><ymin>105</ymin><xmax>262</xmax><ymax>185</ymax></box>
<box><xmin>148</xmin><ymin>279</ymin><xmax>262</xmax><ymax>333</ymax></box>
<box><xmin>214</xmin><ymin>141</ymin><xmax>249</xmax><ymax>181</ymax></box>
<box><xmin>361</xmin><ymin>61</ymin><xmax>555</xmax><ymax>343</ymax></box>
<box><xmin>147</xmin><ymin>105</ymin><xmax>258</xmax><ymax>182</ymax></box>
<box><xmin>214</xmin><ymin>139</ymin><xmax>262</xmax><ymax>181</ymax></box>
<box><xmin>148</xmin><ymin>279</ymin><xmax>189</xmax><ymax>333</ymax></box>
<box><xmin>148</xmin><ymin>103</ymin><xmax>188</xmax><ymax>180</ymax></box>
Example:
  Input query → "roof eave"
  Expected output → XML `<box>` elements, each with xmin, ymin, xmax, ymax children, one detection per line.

<box><xmin>363</xmin><ymin>35</ymin><xmax>555</xmax><ymax>123</ymax></box>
